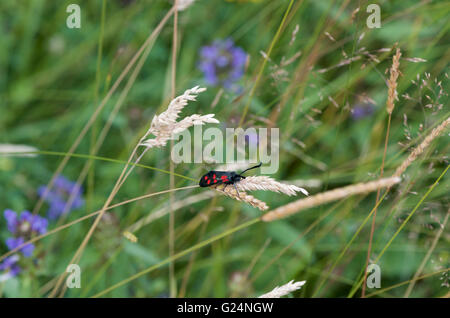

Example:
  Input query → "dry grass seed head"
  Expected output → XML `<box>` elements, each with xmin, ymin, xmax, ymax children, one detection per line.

<box><xmin>386</xmin><ymin>48</ymin><xmax>402</xmax><ymax>114</ymax></box>
<box><xmin>259</xmin><ymin>280</ymin><xmax>306</xmax><ymax>298</ymax></box>
<box><xmin>237</xmin><ymin>176</ymin><xmax>308</xmax><ymax>196</ymax></box>
<box><xmin>394</xmin><ymin>116</ymin><xmax>450</xmax><ymax>178</ymax></box>
<box><xmin>262</xmin><ymin>177</ymin><xmax>401</xmax><ymax>222</ymax></box>
<box><xmin>213</xmin><ymin>184</ymin><xmax>269</xmax><ymax>211</ymax></box>
<box><xmin>140</xmin><ymin>86</ymin><xmax>218</xmax><ymax>148</ymax></box>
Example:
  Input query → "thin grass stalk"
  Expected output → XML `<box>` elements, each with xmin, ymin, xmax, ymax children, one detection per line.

<box><xmin>251</xmin><ymin>201</ymin><xmax>339</xmax><ymax>283</ymax></box>
<box><xmin>317</xmin><ymin>116</ymin><xmax>450</xmax><ymax>297</ymax></box>
<box><xmin>347</xmin><ymin>179</ymin><xmax>417</xmax><ymax>297</ymax></box>
<box><xmin>52</xmin><ymin>83</ymin><xmax>214</xmax><ymax>296</ymax></box>
<box><xmin>48</xmin><ymin>141</ymin><xmax>175</xmax><ymax>297</ymax></box>
<box><xmin>91</xmin><ymin>218</ymin><xmax>261</xmax><ymax>298</ymax></box>
<box><xmin>80</xmin><ymin>248</ymin><xmax>123</xmax><ymax>297</ymax></box>
<box><xmin>88</xmin><ymin>0</ymin><xmax>107</xmax><ymax>213</ymax></box>
<box><xmin>51</xmin><ymin>145</ymin><xmax>145</xmax><ymax>296</ymax></box>
<box><xmin>362</xmin><ymin>111</ymin><xmax>391</xmax><ymax>298</ymax></box>
<box><xmin>47</xmin><ymin>31</ymin><xmax>158</xmax><ymax>254</ymax></box>
<box><xmin>229</xmin><ymin>238</ymin><xmax>271</xmax><ymax>297</ymax></box>
<box><xmin>169</xmin><ymin>1</ymin><xmax>179</xmax><ymax>298</ymax></box>
<box><xmin>32</xmin><ymin>6</ymin><xmax>175</xmax><ymax>217</ymax></box>
<box><xmin>126</xmin><ymin>191</ymin><xmax>213</xmax><ymax>233</ymax></box>
<box><xmin>403</xmin><ymin>210</ymin><xmax>449</xmax><ymax>297</ymax></box>
<box><xmin>0</xmin><ymin>186</ymin><xmax>198</xmax><ymax>264</ymax></box>
<box><xmin>53</xmin><ymin>138</ymin><xmax>147</xmax><ymax>297</ymax></box>
<box><xmin>311</xmin><ymin>189</ymin><xmax>392</xmax><ymax>297</ymax></box>
<box><xmin>238</xmin><ymin>0</ymin><xmax>295</xmax><ymax>127</ymax></box>
<box><xmin>178</xmin><ymin>197</ymin><xmax>216</xmax><ymax>298</ymax></box>
<box><xmin>6</xmin><ymin>150</ymin><xmax>195</xmax><ymax>181</ymax></box>
<box><xmin>365</xmin><ymin>268</ymin><xmax>450</xmax><ymax>298</ymax></box>
<box><xmin>393</xmin><ymin>116</ymin><xmax>450</xmax><ymax>178</ymax></box>
<box><xmin>261</xmin><ymin>177</ymin><xmax>400</xmax><ymax>222</ymax></box>
<box><xmin>347</xmin><ymin>165</ymin><xmax>449</xmax><ymax>297</ymax></box>
<box><xmin>362</xmin><ymin>48</ymin><xmax>401</xmax><ymax>297</ymax></box>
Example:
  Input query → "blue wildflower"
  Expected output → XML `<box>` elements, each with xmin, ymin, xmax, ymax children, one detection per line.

<box><xmin>351</xmin><ymin>102</ymin><xmax>375</xmax><ymax>120</ymax></box>
<box><xmin>0</xmin><ymin>255</ymin><xmax>21</xmax><ymax>280</ymax></box>
<box><xmin>198</xmin><ymin>38</ymin><xmax>247</xmax><ymax>91</ymax></box>
<box><xmin>4</xmin><ymin>209</ymin><xmax>48</xmax><ymax>257</ymax></box>
<box><xmin>6</xmin><ymin>237</ymin><xmax>34</xmax><ymax>257</ymax></box>
<box><xmin>38</xmin><ymin>175</ymin><xmax>84</xmax><ymax>219</ymax></box>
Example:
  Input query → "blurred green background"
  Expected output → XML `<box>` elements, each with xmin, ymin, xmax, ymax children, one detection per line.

<box><xmin>0</xmin><ymin>0</ymin><xmax>448</xmax><ymax>297</ymax></box>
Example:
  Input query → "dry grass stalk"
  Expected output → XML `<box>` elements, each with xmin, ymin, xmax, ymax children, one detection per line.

<box><xmin>140</xmin><ymin>86</ymin><xmax>219</xmax><ymax>149</ymax></box>
<box><xmin>386</xmin><ymin>48</ymin><xmax>402</xmax><ymax>114</ymax></box>
<box><xmin>261</xmin><ymin>177</ymin><xmax>401</xmax><ymax>222</ymax></box>
<box><xmin>237</xmin><ymin>176</ymin><xmax>308</xmax><ymax>196</ymax></box>
<box><xmin>126</xmin><ymin>191</ymin><xmax>216</xmax><ymax>233</ymax></box>
<box><xmin>32</xmin><ymin>7</ymin><xmax>177</xmax><ymax>218</ymax></box>
<box><xmin>393</xmin><ymin>116</ymin><xmax>450</xmax><ymax>178</ymax></box>
<box><xmin>213</xmin><ymin>184</ymin><xmax>269</xmax><ymax>211</ymax></box>
<box><xmin>50</xmin><ymin>87</ymin><xmax>215</xmax><ymax>296</ymax></box>
<box><xmin>258</xmin><ymin>280</ymin><xmax>306</xmax><ymax>298</ymax></box>
<box><xmin>363</xmin><ymin>48</ymin><xmax>401</xmax><ymax>297</ymax></box>
<box><xmin>210</xmin><ymin>175</ymin><xmax>308</xmax><ymax>211</ymax></box>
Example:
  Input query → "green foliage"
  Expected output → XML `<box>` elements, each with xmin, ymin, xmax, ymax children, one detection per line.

<box><xmin>0</xmin><ymin>0</ymin><xmax>448</xmax><ymax>298</ymax></box>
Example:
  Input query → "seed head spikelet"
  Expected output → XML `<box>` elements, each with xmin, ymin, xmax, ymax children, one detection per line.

<box><xmin>394</xmin><ymin>116</ymin><xmax>450</xmax><ymax>178</ymax></box>
<box><xmin>207</xmin><ymin>171</ymin><xmax>308</xmax><ymax>211</ymax></box>
<box><xmin>213</xmin><ymin>184</ymin><xmax>269</xmax><ymax>211</ymax></box>
<box><xmin>237</xmin><ymin>176</ymin><xmax>309</xmax><ymax>196</ymax></box>
<box><xmin>386</xmin><ymin>48</ymin><xmax>401</xmax><ymax>114</ymax></box>
<box><xmin>140</xmin><ymin>86</ymin><xmax>219</xmax><ymax>148</ymax></box>
<box><xmin>262</xmin><ymin>177</ymin><xmax>401</xmax><ymax>222</ymax></box>
<box><xmin>259</xmin><ymin>280</ymin><xmax>306</xmax><ymax>298</ymax></box>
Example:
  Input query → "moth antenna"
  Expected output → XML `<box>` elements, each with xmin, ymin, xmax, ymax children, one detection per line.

<box><xmin>239</xmin><ymin>162</ymin><xmax>262</xmax><ymax>175</ymax></box>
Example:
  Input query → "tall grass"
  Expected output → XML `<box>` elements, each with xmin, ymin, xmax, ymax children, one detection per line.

<box><xmin>0</xmin><ymin>0</ymin><xmax>448</xmax><ymax>298</ymax></box>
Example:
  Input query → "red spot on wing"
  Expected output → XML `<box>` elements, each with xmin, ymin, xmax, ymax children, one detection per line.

<box><xmin>204</xmin><ymin>176</ymin><xmax>208</xmax><ymax>180</ymax></box>
<box><xmin>207</xmin><ymin>179</ymin><xmax>211</xmax><ymax>185</ymax></box>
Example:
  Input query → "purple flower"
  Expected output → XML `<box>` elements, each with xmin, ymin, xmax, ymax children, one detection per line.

<box><xmin>0</xmin><ymin>255</ymin><xmax>21</xmax><ymax>279</ymax></box>
<box><xmin>199</xmin><ymin>38</ymin><xmax>247</xmax><ymax>91</ymax></box>
<box><xmin>3</xmin><ymin>209</ymin><xmax>48</xmax><ymax>258</ymax></box>
<box><xmin>6</xmin><ymin>237</ymin><xmax>34</xmax><ymax>257</ymax></box>
<box><xmin>4</xmin><ymin>210</ymin><xmax>48</xmax><ymax>236</ymax></box>
<box><xmin>38</xmin><ymin>175</ymin><xmax>84</xmax><ymax>219</ymax></box>
<box><xmin>351</xmin><ymin>102</ymin><xmax>375</xmax><ymax>120</ymax></box>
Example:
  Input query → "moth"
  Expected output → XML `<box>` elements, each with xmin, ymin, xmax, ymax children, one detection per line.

<box><xmin>199</xmin><ymin>163</ymin><xmax>262</xmax><ymax>197</ymax></box>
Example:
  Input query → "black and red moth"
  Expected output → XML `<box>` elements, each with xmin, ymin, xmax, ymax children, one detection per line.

<box><xmin>199</xmin><ymin>162</ymin><xmax>262</xmax><ymax>193</ymax></box>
